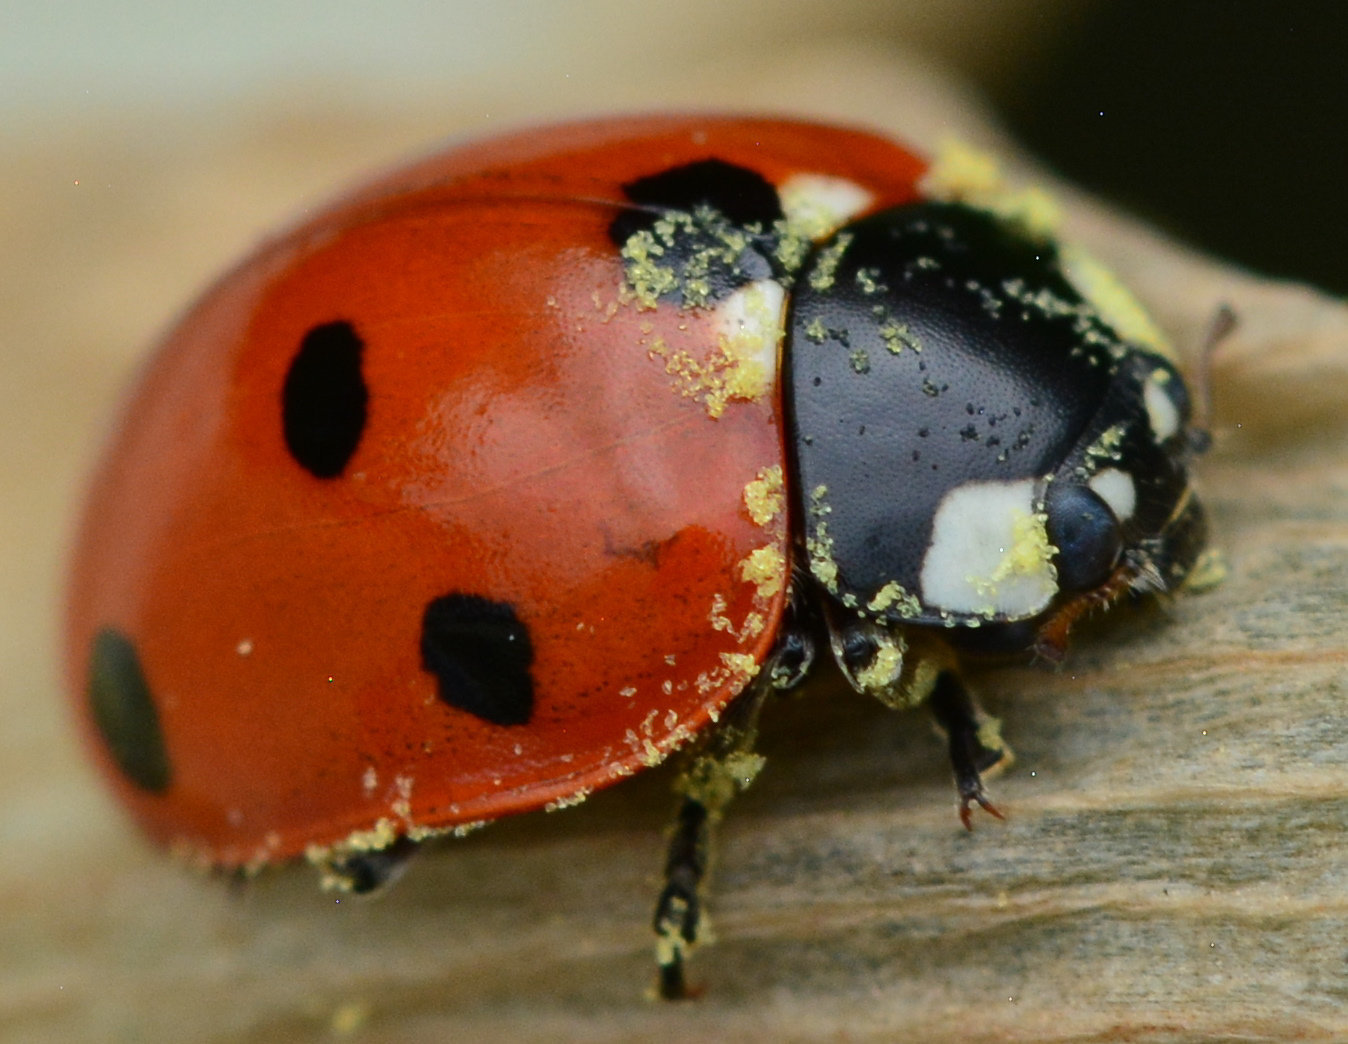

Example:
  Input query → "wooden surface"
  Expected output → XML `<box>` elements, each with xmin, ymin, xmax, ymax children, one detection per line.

<box><xmin>4</xmin><ymin>47</ymin><xmax>1347</xmax><ymax>1043</ymax></box>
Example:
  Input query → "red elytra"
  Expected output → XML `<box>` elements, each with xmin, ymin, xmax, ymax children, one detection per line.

<box><xmin>65</xmin><ymin>115</ymin><xmax>929</xmax><ymax>870</ymax></box>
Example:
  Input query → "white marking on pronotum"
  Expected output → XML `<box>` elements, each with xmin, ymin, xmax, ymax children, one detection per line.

<box><xmin>920</xmin><ymin>477</ymin><xmax>1058</xmax><ymax>617</ymax></box>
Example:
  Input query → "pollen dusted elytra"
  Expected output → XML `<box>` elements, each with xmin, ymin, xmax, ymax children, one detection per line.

<box><xmin>65</xmin><ymin>115</ymin><xmax>1212</xmax><ymax>1001</ymax></box>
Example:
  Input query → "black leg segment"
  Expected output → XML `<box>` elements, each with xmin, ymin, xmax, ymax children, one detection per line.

<box><xmin>928</xmin><ymin>671</ymin><xmax>1009</xmax><ymax>830</ymax></box>
<box><xmin>654</xmin><ymin>796</ymin><xmax>710</xmax><ymax>1000</ymax></box>
<box><xmin>652</xmin><ymin>673</ymin><xmax>777</xmax><ymax>999</ymax></box>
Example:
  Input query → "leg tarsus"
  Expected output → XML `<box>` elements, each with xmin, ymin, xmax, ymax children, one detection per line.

<box><xmin>929</xmin><ymin>671</ymin><xmax>1010</xmax><ymax>830</ymax></box>
<box><xmin>653</xmin><ymin>798</ymin><xmax>707</xmax><ymax>1000</ymax></box>
<box><xmin>653</xmin><ymin>873</ymin><xmax>699</xmax><ymax>999</ymax></box>
<box><xmin>958</xmin><ymin>786</ymin><xmax>1005</xmax><ymax>832</ymax></box>
<box><xmin>658</xmin><ymin>953</ymin><xmax>693</xmax><ymax>1002</ymax></box>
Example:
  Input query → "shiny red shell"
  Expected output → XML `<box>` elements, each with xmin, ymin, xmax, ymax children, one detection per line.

<box><xmin>65</xmin><ymin>116</ymin><xmax>929</xmax><ymax>868</ymax></box>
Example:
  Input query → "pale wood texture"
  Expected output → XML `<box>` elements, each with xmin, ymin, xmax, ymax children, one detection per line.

<box><xmin>4</xmin><ymin>47</ymin><xmax>1346</xmax><ymax>1043</ymax></box>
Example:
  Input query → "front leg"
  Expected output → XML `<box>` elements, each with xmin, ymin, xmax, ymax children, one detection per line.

<box><xmin>928</xmin><ymin>670</ymin><xmax>1011</xmax><ymax>830</ymax></box>
<box><xmin>823</xmin><ymin>615</ymin><xmax>1011</xmax><ymax>831</ymax></box>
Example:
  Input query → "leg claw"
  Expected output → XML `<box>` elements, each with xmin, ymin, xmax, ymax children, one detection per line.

<box><xmin>959</xmin><ymin>791</ymin><xmax>1005</xmax><ymax>831</ymax></box>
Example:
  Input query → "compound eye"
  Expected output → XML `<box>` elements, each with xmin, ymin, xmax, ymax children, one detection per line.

<box><xmin>1046</xmin><ymin>483</ymin><xmax>1122</xmax><ymax>593</ymax></box>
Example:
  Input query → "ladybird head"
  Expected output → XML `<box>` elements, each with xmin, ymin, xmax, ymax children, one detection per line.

<box><xmin>786</xmin><ymin>201</ymin><xmax>1209</xmax><ymax>670</ymax></box>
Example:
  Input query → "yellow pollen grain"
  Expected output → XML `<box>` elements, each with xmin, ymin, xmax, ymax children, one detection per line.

<box><xmin>806</xmin><ymin>485</ymin><xmax>839</xmax><ymax>591</ymax></box>
<box><xmin>720</xmin><ymin>652</ymin><xmax>760</xmax><ymax>680</ymax></box>
<box><xmin>921</xmin><ymin>139</ymin><xmax>1003</xmax><ymax>199</ymax></box>
<box><xmin>620</xmin><ymin>229</ymin><xmax>677</xmax><ymax>309</ymax></box>
<box><xmin>807</xmin><ymin>232</ymin><xmax>852</xmax><ymax>290</ymax></box>
<box><xmin>650</xmin><ymin>336</ymin><xmax>766</xmax><ymax>420</ymax></box>
<box><xmin>920</xmin><ymin>138</ymin><xmax>1062</xmax><ymax>241</ymax></box>
<box><xmin>880</xmin><ymin>321</ymin><xmax>921</xmax><ymax>355</ymax></box>
<box><xmin>854</xmin><ymin>638</ymin><xmax>904</xmax><ymax>694</ymax></box>
<box><xmin>1060</xmin><ymin>244</ymin><xmax>1175</xmax><ymax>359</ymax></box>
<box><xmin>743</xmin><ymin>465</ymin><xmax>785</xmax><ymax>527</ymax></box>
<box><xmin>778</xmin><ymin>183</ymin><xmax>847</xmax><ymax>240</ymax></box>
<box><xmin>1182</xmin><ymin>548</ymin><xmax>1228</xmax><ymax>593</ymax></box>
<box><xmin>739</xmin><ymin>545</ymin><xmax>786</xmax><ymax>601</ymax></box>
<box><xmin>866</xmin><ymin>580</ymin><xmax>922</xmax><ymax>618</ymax></box>
<box><xmin>708</xmin><ymin>592</ymin><xmax>733</xmax><ymax>632</ymax></box>
<box><xmin>1079</xmin><ymin>424</ymin><xmax>1128</xmax><ymax>474</ymax></box>
<box><xmin>971</xmin><ymin>509</ymin><xmax>1057</xmax><ymax>603</ymax></box>
<box><xmin>545</xmin><ymin>790</ymin><xmax>590</xmax><ymax>812</ymax></box>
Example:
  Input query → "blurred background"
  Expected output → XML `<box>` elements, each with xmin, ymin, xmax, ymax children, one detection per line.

<box><xmin>4</xmin><ymin>0</ymin><xmax>1343</xmax><ymax>294</ymax></box>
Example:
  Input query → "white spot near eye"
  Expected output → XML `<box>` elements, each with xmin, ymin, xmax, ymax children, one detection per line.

<box><xmin>920</xmin><ymin>478</ymin><xmax>1058</xmax><ymax>618</ymax></box>
<box><xmin>1088</xmin><ymin>467</ymin><xmax>1137</xmax><ymax>521</ymax></box>
<box><xmin>1144</xmin><ymin>371</ymin><xmax>1181</xmax><ymax>443</ymax></box>
<box><xmin>778</xmin><ymin>173</ymin><xmax>874</xmax><ymax>237</ymax></box>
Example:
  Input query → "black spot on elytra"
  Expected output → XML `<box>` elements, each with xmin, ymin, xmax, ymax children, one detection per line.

<box><xmin>87</xmin><ymin>628</ymin><xmax>171</xmax><ymax>792</ymax></box>
<box><xmin>608</xmin><ymin>158</ymin><xmax>783</xmax><ymax>246</ymax></box>
<box><xmin>421</xmin><ymin>594</ymin><xmax>534</xmax><ymax>726</ymax></box>
<box><xmin>282</xmin><ymin>321</ymin><xmax>368</xmax><ymax>478</ymax></box>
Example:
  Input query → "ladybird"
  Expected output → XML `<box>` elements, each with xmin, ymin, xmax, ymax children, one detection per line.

<box><xmin>65</xmin><ymin>115</ymin><xmax>1211</xmax><ymax>998</ymax></box>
